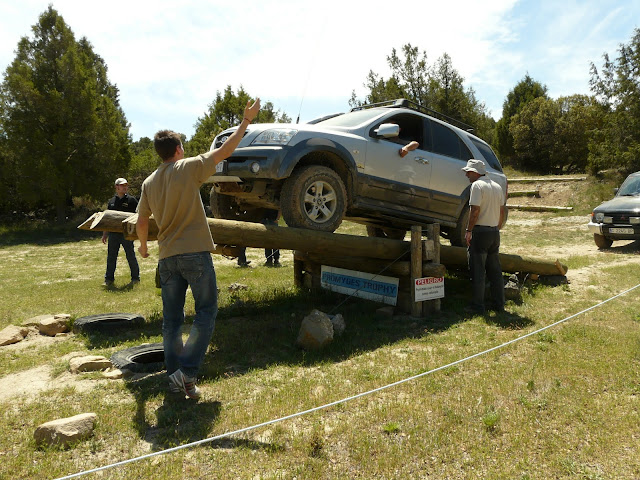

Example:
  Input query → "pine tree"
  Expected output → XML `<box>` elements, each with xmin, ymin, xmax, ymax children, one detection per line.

<box><xmin>0</xmin><ymin>6</ymin><xmax>131</xmax><ymax>221</ymax></box>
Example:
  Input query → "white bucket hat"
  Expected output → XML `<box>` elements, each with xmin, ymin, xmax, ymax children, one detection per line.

<box><xmin>461</xmin><ymin>159</ymin><xmax>486</xmax><ymax>175</ymax></box>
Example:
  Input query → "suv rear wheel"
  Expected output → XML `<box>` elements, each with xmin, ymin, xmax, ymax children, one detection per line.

<box><xmin>281</xmin><ymin>165</ymin><xmax>347</xmax><ymax>232</ymax></box>
<box><xmin>449</xmin><ymin>206</ymin><xmax>470</xmax><ymax>247</ymax></box>
<box><xmin>210</xmin><ymin>189</ymin><xmax>267</xmax><ymax>222</ymax></box>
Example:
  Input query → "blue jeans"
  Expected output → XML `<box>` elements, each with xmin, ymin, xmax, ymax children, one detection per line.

<box><xmin>467</xmin><ymin>227</ymin><xmax>505</xmax><ymax>312</ymax></box>
<box><xmin>158</xmin><ymin>252</ymin><xmax>218</xmax><ymax>378</ymax></box>
<box><xmin>105</xmin><ymin>232</ymin><xmax>139</xmax><ymax>282</ymax></box>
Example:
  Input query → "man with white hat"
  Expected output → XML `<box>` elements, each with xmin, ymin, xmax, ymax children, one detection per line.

<box><xmin>102</xmin><ymin>177</ymin><xmax>140</xmax><ymax>287</ymax></box>
<box><xmin>461</xmin><ymin>159</ymin><xmax>506</xmax><ymax>314</ymax></box>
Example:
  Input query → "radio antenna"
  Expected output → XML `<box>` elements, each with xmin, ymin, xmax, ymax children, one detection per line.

<box><xmin>296</xmin><ymin>15</ymin><xmax>328</xmax><ymax>124</ymax></box>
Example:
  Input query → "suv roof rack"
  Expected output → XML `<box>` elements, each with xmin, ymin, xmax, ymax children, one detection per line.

<box><xmin>350</xmin><ymin>98</ymin><xmax>474</xmax><ymax>133</ymax></box>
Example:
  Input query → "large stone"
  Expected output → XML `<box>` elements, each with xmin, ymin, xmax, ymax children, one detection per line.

<box><xmin>296</xmin><ymin>309</ymin><xmax>334</xmax><ymax>351</ymax></box>
<box><xmin>37</xmin><ymin>314</ymin><xmax>70</xmax><ymax>336</ymax></box>
<box><xmin>69</xmin><ymin>355</ymin><xmax>112</xmax><ymax>374</ymax></box>
<box><xmin>0</xmin><ymin>325</ymin><xmax>30</xmax><ymax>346</ymax></box>
<box><xmin>329</xmin><ymin>314</ymin><xmax>346</xmax><ymax>336</ymax></box>
<box><xmin>23</xmin><ymin>314</ymin><xmax>55</xmax><ymax>327</ymax></box>
<box><xmin>34</xmin><ymin>413</ymin><xmax>97</xmax><ymax>448</ymax></box>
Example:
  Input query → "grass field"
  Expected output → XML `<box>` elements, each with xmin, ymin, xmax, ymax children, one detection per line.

<box><xmin>1</xmin><ymin>175</ymin><xmax>639</xmax><ymax>479</ymax></box>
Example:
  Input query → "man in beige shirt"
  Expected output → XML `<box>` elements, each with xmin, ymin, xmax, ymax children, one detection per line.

<box><xmin>136</xmin><ymin>99</ymin><xmax>260</xmax><ymax>399</ymax></box>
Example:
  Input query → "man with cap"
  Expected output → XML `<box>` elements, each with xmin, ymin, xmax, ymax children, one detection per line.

<box><xmin>102</xmin><ymin>178</ymin><xmax>140</xmax><ymax>287</ymax></box>
<box><xmin>461</xmin><ymin>159</ymin><xmax>506</xmax><ymax>314</ymax></box>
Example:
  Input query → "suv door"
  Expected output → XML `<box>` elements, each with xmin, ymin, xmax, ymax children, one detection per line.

<box><xmin>360</xmin><ymin>113</ymin><xmax>432</xmax><ymax>214</ymax></box>
<box><xmin>420</xmin><ymin>118</ymin><xmax>474</xmax><ymax>218</ymax></box>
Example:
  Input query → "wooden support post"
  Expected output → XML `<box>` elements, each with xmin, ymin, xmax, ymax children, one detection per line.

<box><xmin>411</xmin><ymin>225</ymin><xmax>423</xmax><ymax>318</ymax></box>
<box><xmin>425</xmin><ymin>224</ymin><xmax>441</xmax><ymax>312</ymax></box>
<box><xmin>293</xmin><ymin>254</ymin><xmax>304</xmax><ymax>288</ymax></box>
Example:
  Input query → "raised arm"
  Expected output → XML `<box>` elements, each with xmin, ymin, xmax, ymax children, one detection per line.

<box><xmin>211</xmin><ymin>98</ymin><xmax>261</xmax><ymax>163</ymax></box>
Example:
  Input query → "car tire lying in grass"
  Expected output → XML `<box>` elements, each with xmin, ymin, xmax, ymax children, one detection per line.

<box><xmin>72</xmin><ymin>313</ymin><xmax>145</xmax><ymax>333</ymax></box>
<box><xmin>110</xmin><ymin>343</ymin><xmax>165</xmax><ymax>373</ymax></box>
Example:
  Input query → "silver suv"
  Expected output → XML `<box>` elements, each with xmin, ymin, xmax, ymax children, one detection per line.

<box><xmin>207</xmin><ymin>99</ymin><xmax>508</xmax><ymax>246</ymax></box>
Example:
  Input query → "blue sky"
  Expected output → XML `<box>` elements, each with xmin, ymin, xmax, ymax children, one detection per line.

<box><xmin>0</xmin><ymin>0</ymin><xmax>638</xmax><ymax>141</ymax></box>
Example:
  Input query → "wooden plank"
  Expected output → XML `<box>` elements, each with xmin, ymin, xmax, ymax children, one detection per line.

<box><xmin>507</xmin><ymin>204</ymin><xmax>573</xmax><ymax>212</ymax></box>
<box><xmin>508</xmin><ymin>190</ymin><xmax>540</xmax><ymax>198</ymax></box>
<box><xmin>509</xmin><ymin>176</ymin><xmax>586</xmax><ymax>183</ymax></box>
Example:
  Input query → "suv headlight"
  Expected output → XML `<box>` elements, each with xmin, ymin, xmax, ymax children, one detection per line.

<box><xmin>251</xmin><ymin>129</ymin><xmax>298</xmax><ymax>146</ymax></box>
<box><xmin>594</xmin><ymin>212</ymin><xmax>604</xmax><ymax>222</ymax></box>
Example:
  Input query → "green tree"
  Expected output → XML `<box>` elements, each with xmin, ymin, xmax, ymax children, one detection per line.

<box><xmin>509</xmin><ymin>94</ymin><xmax>601</xmax><ymax>174</ymax></box>
<box><xmin>510</xmin><ymin>97</ymin><xmax>560</xmax><ymax>173</ymax></box>
<box><xmin>0</xmin><ymin>6</ymin><xmax>131</xmax><ymax>222</ymax></box>
<box><xmin>126</xmin><ymin>137</ymin><xmax>158</xmax><ymax>198</ymax></box>
<box><xmin>350</xmin><ymin>44</ymin><xmax>495</xmax><ymax>142</ymax></box>
<box><xmin>494</xmin><ymin>74</ymin><xmax>548</xmax><ymax>165</ymax></box>
<box><xmin>588</xmin><ymin>28</ymin><xmax>640</xmax><ymax>174</ymax></box>
<box><xmin>187</xmin><ymin>85</ymin><xmax>290</xmax><ymax>156</ymax></box>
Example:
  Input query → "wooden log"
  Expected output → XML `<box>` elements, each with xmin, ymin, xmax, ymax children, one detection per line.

<box><xmin>440</xmin><ymin>244</ymin><xmax>568</xmax><ymax>276</ymax></box>
<box><xmin>295</xmin><ymin>252</ymin><xmax>446</xmax><ymax>278</ymax></box>
<box><xmin>509</xmin><ymin>176</ymin><xmax>586</xmax><ymax>183</ymax></box>
<box><xmin>82</xmin><ymin>210</ymin><xmax>418</xmax><ymax>261</ymax></box>
<box><xmin>79</xmin><ymin>211</ymin><xmax>566</xmax><ymax>276</ymax></box>
<box><xmin>508</xmin><ymin>189</ymin><xmax>540</xmax><ymax>198</ymax></box>
<box><xmin>77</xmin><ymin>213</ymin><xmax>99</xmax><ymax>231</ymax></box>
<box><xmin>507</xmin><ymin>204</ymin><xmax>573</xmax><ymax>212</ymax></box>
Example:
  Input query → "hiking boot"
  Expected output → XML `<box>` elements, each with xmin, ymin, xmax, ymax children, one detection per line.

<box><xmin>273</xmin><ymin>260</ymin><xmax>281</xmax><ymax>267</ymax></box>
<box><xmin>237</xmin><ymin>260</ymin><xmax>251</xmax><ymax>268</ymax></box>
<box><xmin>103</xmin><ymin>279</ymin><xmax>114</xmax><ymax>287</ymax></box>
<box><xmin>168</xmin><ymin>369</ymin><xmax>201</xmax><ymax>400</ymax></box>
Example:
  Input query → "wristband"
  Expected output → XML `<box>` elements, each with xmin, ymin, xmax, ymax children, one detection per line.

<box><xmin>242</xmin><ymin>117</ymin><xmax>251</xmax><ymax>124</ymax></box>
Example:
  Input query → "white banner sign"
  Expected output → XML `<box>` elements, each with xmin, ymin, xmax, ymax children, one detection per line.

<box><xmin>414</xmin><ymin>276</ymin><xmax>445</xmax><ymax>301</ymax></box>
<box><xmin>321</xmin><ymin>266</ymin><xmax>399</xmax><ymax>306</ymax></box>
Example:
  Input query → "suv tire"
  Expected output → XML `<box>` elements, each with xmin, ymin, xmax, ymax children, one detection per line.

<box><xmin>594</xmin><ymin>233</ymin><xmax>613</xmax><ymax>249</ymax></box>
<box><xmin>281</xmin><ymin>165</ymin><xmax>347</xmax><ymax>232</ymax></box>
<box><xmin>110</xmin><ymin>343</ymin><xmax>165</xmax><ymax>373</ymax></box>
<box><xmin>210</xmin><ymin>189</ymin><xmax>267</xmax><ymax>223</ymax></box>
<box><xmin>450</xmin><ymin>206</ymin><xmax>470</xmax><ymax>247</ymax></box>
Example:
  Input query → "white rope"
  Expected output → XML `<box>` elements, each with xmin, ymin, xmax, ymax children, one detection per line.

<box><xmin>53</xmin><ymin>282</ymin><xmax>640</xmax><ymax>480</ymax></box>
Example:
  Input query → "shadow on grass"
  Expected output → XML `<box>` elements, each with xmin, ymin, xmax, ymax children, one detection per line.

<box><xmin>0</xmin><ymin>219</ymin><xmax>100</xmax><ymax>247</ymax></box>
<box><xmin>601</xmin><ymin>239</ymin><xmax>640</xmax><ymax>254</ymax></box>
<box><xmin>98</xmin><ymin>272</ymin><xmax>534</xmax><ymax>449</ymax></box>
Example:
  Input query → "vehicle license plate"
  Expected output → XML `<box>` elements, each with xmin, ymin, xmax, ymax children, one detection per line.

<box><xmin>609</xmin><ymin>227</ymin><xmax>634</xmax><ymax>234</ymax></box>
<box><xmin>215</xmin><ymin>161</ymin><xmax>225</xmax><ymax>173</ymax></box>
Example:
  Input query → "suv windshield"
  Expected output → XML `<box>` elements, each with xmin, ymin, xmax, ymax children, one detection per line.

<box><xmin>617</xmin><ymin>175</ymin><xmax>640</xmax><ymax>196</ymax></box>
<box><xmin>315</xmin><ymin>108</ymin><xmax>386</xmax><ymax>127</ymax></box>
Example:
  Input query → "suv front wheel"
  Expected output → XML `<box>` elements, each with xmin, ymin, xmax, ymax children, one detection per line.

<box><xmin>281</xmin><ymin>165</ymin><xmax>347</xmax><ymax>232</ymax></box>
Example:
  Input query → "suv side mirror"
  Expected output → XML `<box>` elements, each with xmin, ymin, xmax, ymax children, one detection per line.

<box><xmin>373</xmin><ymin>123</ymin><xmax>400</xmax><ymax>138</ymax></box>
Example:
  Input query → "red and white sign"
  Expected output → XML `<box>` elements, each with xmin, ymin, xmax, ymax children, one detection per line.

<box><xmin>414</xmin><ymin>276</ymin><xmax>445</xmax><ymax>301</ymax></box>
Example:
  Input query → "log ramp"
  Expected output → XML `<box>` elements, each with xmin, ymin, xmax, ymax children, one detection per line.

<box><xmin>79</xmin><ymin>210</ymin><xmax>568</xmax><ymax>316</ymax></box>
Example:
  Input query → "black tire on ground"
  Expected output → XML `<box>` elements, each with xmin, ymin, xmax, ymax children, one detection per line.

<box><xmin>110</xmin><ymin>343</ymin><xmax>165</xmax><ymax>373</ymax></box>
<box><xmin>209</xmin><ymin>189</ymin><xmax>267</xmax><ymax>222</ymax></box>
<box><xmin>73</xmin><ymin>313</ymin><xmax>145</xmax><ymax>333</ymax></box>
<box><xmin>365</xmin><ymin>225</ymin><xmax>407</xmax><ymax>240</ymax></box>
<box><xmin>280</xmin><ymin>165</ymin><xmax>347</xmax><ymax>232</ymax></box>
<box><xmin>450</xmin><ymin>206</ymin><xmax>470</xmax><ymax>247</ymax></box>
<box><xmin>594</xmin><ymin>233</ymin><xmax>613</xmax><ymax>249</ymax></box>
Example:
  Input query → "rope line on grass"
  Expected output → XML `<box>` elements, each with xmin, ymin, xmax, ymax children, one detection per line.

<box><xmin>53</xmin><ymin>282</ymin><xmax>640</xmax><ymax>480</ymax></box>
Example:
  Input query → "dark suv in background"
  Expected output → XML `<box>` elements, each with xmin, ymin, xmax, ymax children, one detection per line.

<box><xmin>207</xmin><ymin>99</ymin><xmax>508</xmax><ymax>246</ymax></box>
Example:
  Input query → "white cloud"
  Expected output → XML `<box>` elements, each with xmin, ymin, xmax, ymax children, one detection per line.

<box><xmin>1</xmin><ymin>0</ymin><xmax>639</xmax><ymax>139</ymax></box>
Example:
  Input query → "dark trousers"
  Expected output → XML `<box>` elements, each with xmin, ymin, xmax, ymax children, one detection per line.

<box><xmin>106</xmin><ymin>232</ymin><xmax>140</xmax><ymax>282</ymax></box>
<box><xmin>265</xmin><ymin>248</ymin><xmax>280</xmax><ymax>262</ymax></box>
<box><xmin>467</xmin><ymin>227</ymin><xmax>504</xmax><ymax>312</ymax></box>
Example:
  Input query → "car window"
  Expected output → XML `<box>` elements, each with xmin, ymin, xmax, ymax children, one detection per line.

<box><xmin>430</xmin><ymin>121</ymin><xmax>470</xmax><ymax>161</ymax></box>
<box><xmin>618</xmin><ymin>175</ymin><xmax>640</xmax><ymax>196</ymax></box>
<box><xmin>469</xmin><ymin>137</ymin><xmax>503</xmax><ymax>172</ymax></box>
<box><xmin>316</xmin><ymin>108</ymin><xmax>386</xmax><ymax>127</ymax></box>
<box><xmin>370</xmin><ymin>113</ymin><xmax>424</xmax><ymax>147</ymax></box>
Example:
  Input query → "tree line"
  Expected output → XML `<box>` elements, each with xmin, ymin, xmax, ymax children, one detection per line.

<box><xmin>1</xmin><ymin>6</ymin><xmax>639</xmax><ymax>222</ymax></box>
